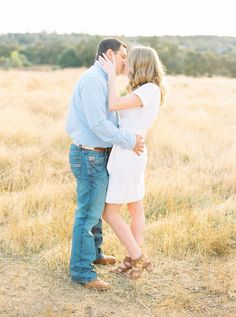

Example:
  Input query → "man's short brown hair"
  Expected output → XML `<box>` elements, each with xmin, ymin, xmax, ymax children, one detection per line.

<box><xmin>95</xmin><ymin>38</ymin><xmax>127</xmax><ymax>60</ymax></box>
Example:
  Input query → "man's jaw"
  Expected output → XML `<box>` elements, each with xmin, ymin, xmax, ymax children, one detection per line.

<box><xmin>117</xmin><ymin>66</ymin><xmax>125</xmax><ymax>76</ymax></box>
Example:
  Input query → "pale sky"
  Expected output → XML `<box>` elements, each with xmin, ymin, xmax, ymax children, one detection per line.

<box><xmin>0</xmin><ymin>0</ymin><xmax>235</xmax><ymax>37</ymax></box>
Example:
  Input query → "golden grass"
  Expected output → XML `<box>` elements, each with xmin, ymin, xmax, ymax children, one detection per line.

<box><xmin>0</xmin><ymin>70</ymin><xmax>236</xmax><ymax>316</ymax></box>
<box><xmin>0</xmin><ymin>70</ymin><xmax>235</xmax><ymax>264</ymax></box>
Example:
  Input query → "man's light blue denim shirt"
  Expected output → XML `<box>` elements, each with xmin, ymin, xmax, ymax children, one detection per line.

<box><xmin>66</xmin><ymin>61</ymin><xmax>136</xmax><ymax>149</ymax></box>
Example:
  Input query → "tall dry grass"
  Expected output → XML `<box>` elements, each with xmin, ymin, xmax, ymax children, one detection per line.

<box><xmin>0</xmin><ymin>70</ymin><xmax>235</xmax><ymax>270</ymax></box>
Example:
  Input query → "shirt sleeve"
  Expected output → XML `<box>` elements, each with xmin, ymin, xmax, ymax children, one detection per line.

<box><xmin>80</xmin><ymin>77</ymin><xmax>136</xmax><ymax>149</ymax></box>
<box><xmin>132</xmin><ymin>83</ymin><xmax>161</xmax><ymax>108</ymax></box>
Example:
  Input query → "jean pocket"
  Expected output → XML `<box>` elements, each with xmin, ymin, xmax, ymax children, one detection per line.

<box><xmin>70</xmin><ymin>156</ymin><xmax>82</xmax><ymax>179</ymax></box>
<box><xmin>88</xmin><ymin>153</ymin><xmax>107</xmax><ymax>165</ymax></box>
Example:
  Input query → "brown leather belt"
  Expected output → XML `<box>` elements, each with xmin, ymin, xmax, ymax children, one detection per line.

<box><xmin>76</xmin><ymin>144</ymin><xmax>111</xmax><ymax>153</ymax></box>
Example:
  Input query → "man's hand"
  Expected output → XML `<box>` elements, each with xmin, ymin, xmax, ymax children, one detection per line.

<box><xmin>133</xmin><ymin>135</ymin><xmax>145</xmax><ymax>155</ymax></box>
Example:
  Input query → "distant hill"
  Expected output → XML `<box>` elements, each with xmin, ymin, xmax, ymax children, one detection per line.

<box><xmin>159</xmin><ymin>35</ymin><xmax>236</xmax><ymax>54</ymax></box>
<box><xmin>0</xmin><ymin>33</ymin><xmax>236</xmax><ymax>77</ymax></box>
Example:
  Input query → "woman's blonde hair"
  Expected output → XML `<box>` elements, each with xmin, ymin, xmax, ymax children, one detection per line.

<box><xmin>127</xmin><ymin>46</ymin><xmax>167</xmax><ymax>105</ymax></box>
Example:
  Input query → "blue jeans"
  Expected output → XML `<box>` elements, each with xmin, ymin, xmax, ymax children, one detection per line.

<box><xmin>69</xmin><ymin>144</ymin><xmax>109</xmax><ymax>283</ymax></box>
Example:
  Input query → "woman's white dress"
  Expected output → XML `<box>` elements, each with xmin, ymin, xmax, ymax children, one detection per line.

<box><xmin>106</xmin><ymin>83</ymin><xmax>161</xmax><ymax>204</ymax></box>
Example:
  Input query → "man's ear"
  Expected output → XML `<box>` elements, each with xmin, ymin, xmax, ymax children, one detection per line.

<box><xmin>105</xmin><ymin>49</ymin><xmax>114</xmax><ymax>60</ymax></box>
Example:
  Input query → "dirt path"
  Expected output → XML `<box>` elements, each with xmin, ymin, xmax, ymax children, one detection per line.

<box><xmin>0</xmin><ymin>253</ymin><xmax>236</xmax><ymax>317</ymax></box>
<box><xmin>0</xmin><ymin>254</ymin><xmax>150</xmax><ymax>317</ymax></box>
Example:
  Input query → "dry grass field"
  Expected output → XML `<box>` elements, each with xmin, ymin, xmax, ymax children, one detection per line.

<box><xmin>0</xmin><ymin>69</ymin><xmax>236</xmax><ymax>317</ymax></box>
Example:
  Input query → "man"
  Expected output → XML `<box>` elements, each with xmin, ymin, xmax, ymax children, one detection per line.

<box><xmin>66</xmin><ymin>38</ymin><xmax>144</xmax><ymax>290</ymax></box>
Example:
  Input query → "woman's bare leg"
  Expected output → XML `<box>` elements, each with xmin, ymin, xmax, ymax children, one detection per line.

<box><xmin>103</xmin><ymin>203</ymin><xmax>141</xmax><ymax>259</ymax></box>
<box><xmin>127</xmin><ymin>200</ymin><xmax>145</xmax><ymax>247</ymax></box>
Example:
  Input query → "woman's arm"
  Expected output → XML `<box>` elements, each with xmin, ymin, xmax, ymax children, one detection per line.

<box><xmin>99</xmin><ymin>54</ymin><xmax>143</xmax><ymax>111</ymax></box>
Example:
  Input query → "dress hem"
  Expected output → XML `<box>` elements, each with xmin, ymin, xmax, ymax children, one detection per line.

<box><xmin>105</xmin><ymin>196</ymin><xmax>144</xmax><ymax>204</ymax></box>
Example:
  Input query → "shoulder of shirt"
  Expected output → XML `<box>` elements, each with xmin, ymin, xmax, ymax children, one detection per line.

<box><xmin>72</xmin><ymin>65</ymin><xmax>103</xmax><ymax>86</ymax></box>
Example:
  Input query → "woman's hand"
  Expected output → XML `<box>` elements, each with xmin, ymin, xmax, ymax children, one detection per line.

<box><xmin>98</xmin><ymin>53</ymin><xmax>116</xmax><ymax>77</ymax></box>
<box><xmin>123</xmin><ymin>62</ymin><xmax>129</xmax><ymax>77</ymax></box>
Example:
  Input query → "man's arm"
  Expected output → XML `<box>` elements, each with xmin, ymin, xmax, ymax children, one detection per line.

<box><xmin>81</xmin><ymin>77</ymin><xmax>136</xmax><ymax>150</ymax></box>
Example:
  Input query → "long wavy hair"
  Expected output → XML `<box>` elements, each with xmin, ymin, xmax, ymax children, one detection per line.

<box><xmin>127</xmin><ymin>46</ymin><xmax>167</xmax><ymax>105</ymax></box>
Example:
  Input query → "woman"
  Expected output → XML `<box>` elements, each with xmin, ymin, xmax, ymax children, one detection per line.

<box><xmin>99</xmin><ymin>46</ymin><xmax>166</xmax><ymax>279</ymax></box>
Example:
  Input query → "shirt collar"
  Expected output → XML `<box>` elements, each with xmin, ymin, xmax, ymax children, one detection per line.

<box><xmin>93</xmin><ymin>60</ymin><xmax>108</xmax><ymax>80</ymax></box>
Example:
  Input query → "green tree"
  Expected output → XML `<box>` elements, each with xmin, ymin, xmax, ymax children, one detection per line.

<box><xmin>0</xmin><ymin>56</ymin><xmax>10</xmax><ymax>69</ymax></box>
<box><xmin>1</xmin><ymin>33</ymin><xmax>236</xmax><ymax>76</ymax></box>
<box><xmin>224</xmin><ymin>53</ymin><xmax>236</xmax><ymax>77</ymax></box>
<box><xmin>10</xmin><ymin>51</ymin><xmax>23</xmax><ymax>67</ymax></box>
<box><xmin>59</xmin><ymin>48</ymin><xmax>82</xmax><ymax>68</ymax></box>
<box><xmin>9</xmin><ymin>50</ymin><xmax>30</xmax><ymax>68</ymax></box>
<box><xmin>183</xmin><ymin>51</ymin><xmax>205</xmax><ymax>76</ymax></box>
<box><xmin>76</xmin><ymin>38</ymin><xmax>98</xmax><ymax>67</ymax></box>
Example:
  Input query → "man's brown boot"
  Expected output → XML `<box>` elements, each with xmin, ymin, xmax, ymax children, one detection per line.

<box><xmin>93</xmin><ymin>255</ymin><xmax>116</xmax><ymax>265</ymax></box>
<box><xmin>84</xmin><ymin>278</ymin><xmax>111</xmax><ymax>290</ymax></box>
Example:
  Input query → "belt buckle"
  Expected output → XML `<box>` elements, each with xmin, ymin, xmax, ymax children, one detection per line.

<box><xmin>81</xmin><ymin>145</ymin><xmax>104</xmax><ymax>152</ymax></box>
<box><xmin>82</xmin><ymin>145</ymin><xmax>96</xmax><ymax>151</ymax></box>
<box><xmin>74</xmin><ymin>142</ymin><xmax>111</xmax><ymax>153</ymax></box>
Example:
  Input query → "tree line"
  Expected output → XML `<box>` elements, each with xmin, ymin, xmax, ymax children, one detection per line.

<box><xmin>0</xmin><ymin>33</ymin><xmax>236</xmax><ymax>77</ymax></box>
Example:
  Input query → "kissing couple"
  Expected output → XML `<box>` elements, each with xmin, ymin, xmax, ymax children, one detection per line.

<box><xmin>66</xmin><ymin>37</ymin><xmax>166</xmax><ymax>290</ymax></box>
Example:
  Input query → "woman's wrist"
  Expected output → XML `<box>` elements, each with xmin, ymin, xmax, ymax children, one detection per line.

<box><xmin>108</xmin><ymin>72</ymin><xmax>116</xmax><ymax>79</ymax></box>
